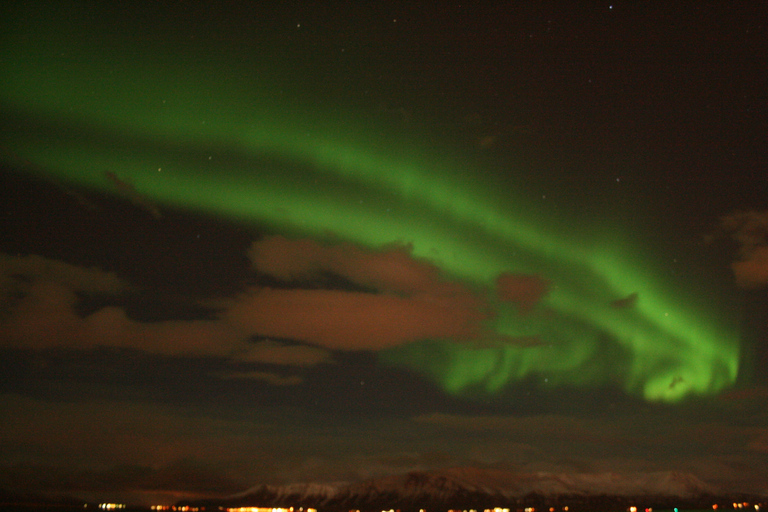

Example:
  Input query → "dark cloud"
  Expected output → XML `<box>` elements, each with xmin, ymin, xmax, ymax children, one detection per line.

<box><xmin>413</xmin><ymin>410</ymin><xmax>768</xmax><ymax>493</ymax></box>
<box><xmin>231</xmin><ymin>339</ymin><xmax>333</xmax><ymax>366</ymax></box>
<box><xmin>105</xmin><ymin>171</ymin><xmax>163</xmax><ymax>219</ymax></box>
<box><xmin>610</xmin><ymin>292</ymin><xmax>638</xmax><ymax>309</ymax></box>
<box><xmin>214</xmin><ymin>370</ymin><xmax>304</xmax><ymax>386</ymax></box>
<box><xmin>0</xmin><ymin>460</ymin><xmax>244</xmax><ymax>504</ymax></box>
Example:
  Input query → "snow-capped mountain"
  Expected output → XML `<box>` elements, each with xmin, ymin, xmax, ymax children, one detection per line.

<box><xmin>197</xmin><ymin>467</ymin><xmax>723</xmax><ymax>510</ymax></box>
<box><xmin>226</xmin><ymin>482</ymin><xmax>343</xmax><ymax>505</ymax></box>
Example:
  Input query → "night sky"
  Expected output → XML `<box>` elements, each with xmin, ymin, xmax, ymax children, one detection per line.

<box><xmin>1</xmin><ymin>0</ymin><xmax>767</xmax><ymax>505</ymax></box>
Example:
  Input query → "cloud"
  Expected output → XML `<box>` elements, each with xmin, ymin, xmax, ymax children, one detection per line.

<box><xmin>224</xmin><ymin>236</ymin><xmax>499</xmax><ymax>350</ymax></box>
<box><xmin>0</xmin><ymin>393</ymin><xmax>260</xmax><ymax>470</ymax></box>
<box><xmin>610</xmin><ymin>292</ymin><xmax>638</xmax><ymax>309</ymax></box>
<box><xmin>495</xmin><ymin>272</ymin><xmax>549</xmax><ymax>313</ymax></box>
<box><xmin>0</xmin><ymin>253</ymin><xmax>129</xmax><ymax>295</ymax></box>
<box><xmin>105</xmin><ymin>171</ymin><xmax>163</xmax><ymax>219</ymax></box>
<box><xmin>718</xmin><ymin>385</ymin><xmax>768</xmax><ymax>401</ymax></box>
<box><xmin>214</xmin><ymin>370</ymin><xmax>304</xmax><ymax>386</ymax></box>
<box><xmin>2</xmin><ymin>244</ymin><xmax>483</xmax><ymax>356</ymax></box>
<box><xmin>746</xmin><ymin>430</ymin><xmax>768</xmax><ymax>453</ymax></box>
<box><xmin>732</xmin><ymin>246</ymin><xmax>768</xmax><ymax>289</ymax></box>
<box><xmin>0</xmin><ymin>252</ymin><xmax>248</xmax><ymax>356</ymax></box>
<box><xmin>0</xmin><ymin>278</ymin><xmax>247</xmax><ymax>355</ymax></box>
<box><xmin>222</xmin><ymin>287</ymin><xmax>487</xmax><ymax>351</ymax></box>
<box><xmin>80</xmin><ymin>307</ymin><xmax>246</xmax><ymax>356</ymax></box>
<box><xmin>0</xmin><ymin>397</ymin><xmax>218</xmax><ymax>505</ymax></box>
<box><xmin>0</xmin><ymin>281</ymin><xmax>82</xmax><ymax>349</ymax></box>
<box><xmin>714</xmin><ymin>210</ymin><xmax>768</xmax><ymax>288</ymax></box>
<box><xmin>413</xmin><ymin>410</ymin><xmax>768</xmax><ymax>478</ymax></box>
<box><xmin>413</xmin><ymin>412</ymin><xmax>628</xmax><ymax>445</ymax></box>
<box><xmin>248</xmin><ymin>236</ymin><xmax>455</xmax><ymax>295</ymax></box>
<box><xmin>0</xmin><ymin>459</ymin><xmax>243</xmax><ymax>504</ymax></box>
<box><xmin>232</xmin><ymin>339</ymin><xmax>333</xmax><ymax>366</ymax></box>
<box><xmin>0</xmin><ymin>238</ymin><xmax>534</xmax><ymax>356</ymax></box>
<box><xmin>271</xmin><ymin>450</ymin><xmax>471</xmax><ymax>486</ymax></box>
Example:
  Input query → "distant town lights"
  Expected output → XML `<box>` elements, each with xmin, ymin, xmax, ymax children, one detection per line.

<box><xmin>134</xmin><ymin>500</ymin><xmax>764</xmax><ymax>512</ymax></box>
<box><xmin>227</xmin><ymin>508</ymin><xmax>315</xmax><ymax>512</ymax></box>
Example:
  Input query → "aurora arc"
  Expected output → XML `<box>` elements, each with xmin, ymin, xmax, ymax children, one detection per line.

<box><xmin>0</xmin><ymin>3</ymin><xmax>739</xmax><ymax>403</ymax></box>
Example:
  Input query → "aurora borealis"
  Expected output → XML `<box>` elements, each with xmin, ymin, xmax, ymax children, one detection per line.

<box><xmin>2</xmin><ymin>0</ymin><xmax>768</xmax><ymax>504</ymax></box>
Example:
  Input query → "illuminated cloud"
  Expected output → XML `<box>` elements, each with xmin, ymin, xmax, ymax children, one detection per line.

<box><xmin>222</xmin><ymin>286</ymin><xmax>488</xmax><ymax>351</ymax></box>
<box><xmin>0</xmin><ymin>252</ymin><xmax>247</xmax><ymax>356</ymax></box>
<box><xmin>0</xmin><ymin>280</ymin><xmax>82</xmax><ymax>349</ymax></box>
<box><xmin>747</xmin><ymin>431</ymin><xmax>768</xmax><ymax>453</ymax></box>
<box><xmin>715</xmin><ymin>210</ymin><xmax>768</xmax><ymax>288</ymax></box>
<box><xmin>732</xmin><ymin>246</ymin><xmax>768</xmax><ymax>289</ymax></box>
<box><xmin>236</xmin><ymin>236</ymin><xmax>501</xmax><ymax>350</ymax></box>
<box><xmin>495</xmin><ymin>272</ymin><xmax>549</xmax><ymax>313</ymax></box>
<box><xmin>0</xmin><ymin>281</ymin><xmax>246</xmax><ymax>355</ymax></box>
<box><xmin>0</xmin><ymin>253</ymin><xmax>129</xmax><ymax>295</ymax></box>
<box><xmin>248</xmin><ymin>236</ymin><xmax>450</xmax><ymax>295</ymax></box>
<box><xmin>80</xmin><ymin>307</ymin><xmax>246</xmax><ymax>356</ymax></box>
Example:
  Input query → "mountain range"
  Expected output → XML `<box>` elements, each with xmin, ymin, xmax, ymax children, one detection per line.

<box><xmin>184</xmin><ymin>467</ymin><xmax>755</xmax><ymax>511</ymax></box>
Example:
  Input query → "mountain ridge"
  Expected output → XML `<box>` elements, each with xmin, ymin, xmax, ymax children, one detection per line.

<box><xmin>183</xmin><ymin>466</ymin><xmax>746</xmax><ymax>511</ymax></box>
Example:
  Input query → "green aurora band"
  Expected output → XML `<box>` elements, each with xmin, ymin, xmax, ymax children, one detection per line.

<box><xmin>0</xmin><ymin>2</ymin><xmax>739</xmax><ymax>403</ymax></box>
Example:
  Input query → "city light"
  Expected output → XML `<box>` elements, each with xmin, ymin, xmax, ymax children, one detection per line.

<box><xmin>227</xmin><ymin>508</ymin><xmax>315</xmax><ymax>512</ymax></box>
<box><xmin>92</xmin><ymin>498</ymin><xmax>767</xmax><ymax>512</ymax></box>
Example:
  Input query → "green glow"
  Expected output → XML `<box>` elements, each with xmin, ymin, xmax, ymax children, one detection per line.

<box><xmin>0</xmin><ymin>1</ymin><xmax>740</xmax><ymax>402</ymax></box>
